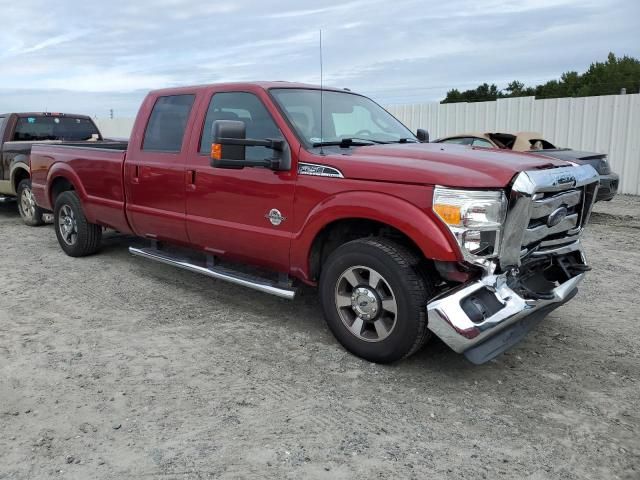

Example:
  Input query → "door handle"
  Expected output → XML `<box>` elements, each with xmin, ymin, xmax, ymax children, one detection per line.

<box><xmin>132</xmin><ymin>165</ymin><xmax>140</xmax><ymax>184</ymax></box>
<box><xmin>186</xmin><ymin>170</ymin><xmax>196</xmax><ymax>191</ymax></box>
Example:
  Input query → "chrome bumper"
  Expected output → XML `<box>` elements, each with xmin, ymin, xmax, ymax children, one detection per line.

<box><xmin>427</xmin><ymin>245</ymin><xmax>585</xmax><ymax>361</ymax></box>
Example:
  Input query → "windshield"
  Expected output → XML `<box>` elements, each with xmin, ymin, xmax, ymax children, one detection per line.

<box><xmin>12</xmin><ymin>115</ymin><xmax>101</xmax><ymax>142</ymax></box>
<box><xmin>271</xmin><ymin>88</ymin><xmax>416</xmax><ymax>146</ymax></box>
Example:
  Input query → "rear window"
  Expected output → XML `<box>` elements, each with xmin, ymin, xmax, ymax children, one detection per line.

<box><xmin>12</xmin><ymin>116</ymin><xmax>100</xmax><ymax>141</ymax></box>
<box><xmin>143</xmin><ymin>95</ymin><xmax>195</xmax><ymax>152</ymax></box>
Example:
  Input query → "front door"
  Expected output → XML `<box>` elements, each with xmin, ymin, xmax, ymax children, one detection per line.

<box><xmin>184</xmin><ymin>91</ymin><xmax>296</xmax><ymax>272</ymax></box>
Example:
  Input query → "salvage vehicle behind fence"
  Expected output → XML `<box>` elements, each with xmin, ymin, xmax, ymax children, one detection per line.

<box><xmin>434</xmin><ymin>131</ymin><xmax>618</xmax><ymax>201</ymax></box>
<box><xmin>30</xmin><ymin>82</ymin><xmax>600</xmax><ymax>364</ymax></box>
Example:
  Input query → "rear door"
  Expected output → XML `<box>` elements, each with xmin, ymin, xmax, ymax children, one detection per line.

<box><xmin>183</xmin><ymin>89</ymin><xmax>297</xmax><ymax>272</ymax></box>
<box><xmin>124</xmin><ymin>94</ymin><xmax>197</xmax><ymax>244</ymax></box>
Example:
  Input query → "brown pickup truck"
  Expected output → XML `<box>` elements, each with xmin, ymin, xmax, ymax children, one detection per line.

<box><xmin>0</xmin><ymin>112</ymin><xmax>103</xmax><ymax>225</ymax></box>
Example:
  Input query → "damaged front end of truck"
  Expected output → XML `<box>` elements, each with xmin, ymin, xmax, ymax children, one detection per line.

<box><xmin>428</xmin><ymin>164</ymin><xmax>600</xmax><ymax>364</ymax></box>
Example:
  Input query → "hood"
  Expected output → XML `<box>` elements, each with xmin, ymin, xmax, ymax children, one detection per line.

<box><xmin>319</xmin><ymin>143</ymin><xmax>572</xmax><ymax>188</ymax></box>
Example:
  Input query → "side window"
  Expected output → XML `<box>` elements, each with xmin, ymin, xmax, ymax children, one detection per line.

<box><xmin>0</xmin><ymin>117</ymin><xmax>5</xmax><ymax>137</ymax></box>
<box><xmin>472</xmin><ymin>138</ymin><xmax>495</xmax><ymax>148</ymax></box>
<box><xmin>143</xmin><ymin>95</ymin><xmax>195</xmax><ymax>152</ymax></box>
<box><xmin>200</xmin><ymin>92</ymin><xmax>283</xmax><ymax>161</ymax></box>
<box><xmin>441</xmin><ymin>137</ymin><xmax>473</xmax><ymax>145</ymax></box>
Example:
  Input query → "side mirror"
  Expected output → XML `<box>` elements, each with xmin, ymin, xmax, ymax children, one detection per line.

<box><xmin>211</xmin><ymin>120</ymin><xmax>247</xmax><ymax>168</ymax></box>
<box><xmin>210</xmin><ymin>120</ymin><xmax>287</xmax><ymax>170</ymax></box>
<box><xmin>416</xmin><ymin>129</ymin><xmax>429</xmax><ymax>143</ymax></box>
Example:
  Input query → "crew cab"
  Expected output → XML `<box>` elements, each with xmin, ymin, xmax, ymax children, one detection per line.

<box><xmin>0</xmin><ymin>112</ymin><xmax>103</xmax><ymax>224</ymax></box>
<box><xmin>30</xmin><ymin>82</ymin><xmax>600</xmax><ymax>364</ymax></box>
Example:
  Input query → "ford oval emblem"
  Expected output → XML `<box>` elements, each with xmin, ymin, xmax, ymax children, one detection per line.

<box><xmin>554</xmin><ymin>174</ymin><xmax>576</xmax><ymax>187</ymax></box>
<box><xmin>547</xmin><ymin>206</ymin><xmax>568</xmax><ymax>227</ymax></box>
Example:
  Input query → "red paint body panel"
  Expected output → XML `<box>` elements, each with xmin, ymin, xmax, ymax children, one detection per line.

<box><xmin>320</xmin><ymin>142</ymin><xmax>567</xmax><ymax>188</ymax></box>
<box><xmin>30</xmin><ymin>82</ymin><xmax>573</xmax><ymax>285</ymax></box>
<box><xmin>31</xmin><ymin>147</ymin><xmax>131</xmax><ymax>233</ymax></box>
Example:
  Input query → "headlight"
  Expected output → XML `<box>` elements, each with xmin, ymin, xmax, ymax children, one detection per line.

<box><xmin>433</xmin><ymin>187</ymin><xmax>507</xmax><ymax>261</ymax></box>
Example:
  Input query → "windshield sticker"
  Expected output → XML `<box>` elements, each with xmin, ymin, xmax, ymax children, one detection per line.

<box><xmin>27</xmin><ymin>117</ymin><xmax>36</xmax><ymax>123</ymax></box>
<box><xmin>54</xmin><ymin>118</ymin><xmax>60</xmax><ymax>123</ymax></box>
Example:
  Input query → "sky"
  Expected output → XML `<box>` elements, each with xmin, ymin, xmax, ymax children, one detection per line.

<box><xmin>0</xmin><ymin>0</ymin><xmax>638</xmax><ymax>118</ymax></box>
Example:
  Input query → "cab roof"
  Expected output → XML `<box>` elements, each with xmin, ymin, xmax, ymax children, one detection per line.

<box><xmin>148</xmin><ymin>81</ymin><xmax>353</xmax><ymax>96</ymax></box>
<box><xmin>0</xmin><ymin>112</ymin><xmax>94</xmax><ymax>119</ymax></box>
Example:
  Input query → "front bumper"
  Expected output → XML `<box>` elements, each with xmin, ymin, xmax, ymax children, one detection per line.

<box><xmin>426</xmin><ymin>244</ymin><xmax>586</xmax><ymax>364</ymax></box>
<box><xmin>596</xmin><ymin>172</ymin><xmax>619</xmax><ymax>201</ymax></box>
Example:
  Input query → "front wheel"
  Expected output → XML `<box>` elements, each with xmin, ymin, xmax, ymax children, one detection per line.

<box><xmin>319</xmin><ymin>237</ymin><xmax>436</xmax><ymax>363</ymax></box>
<box><xmin>54</xmin><ymin>191</ymin><xmax>102</xmax><ymax>257</ymax></box>
<box><xmin>17</xmin><ymin>179</ymin><xmax>45</xmax><ymax>226</ymax></box>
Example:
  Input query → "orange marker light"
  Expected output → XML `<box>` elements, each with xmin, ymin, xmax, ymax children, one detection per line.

<box><xmin>433</xmin><ymin>204</ymin><xmax>461</xmax><ymax>226</ymax></box>
<box><xmin>211</xmin><ymin>143</ymin><xmax>222</xmax><ymax>160</ymax></box>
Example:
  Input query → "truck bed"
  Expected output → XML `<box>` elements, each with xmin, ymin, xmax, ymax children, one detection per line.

<box><xmin>39</xmin><ymin>141</ymin><xmax>129</xmax><ymax>151</ymax></box>
<box><xmin>30</xmin><ymin>142</ymin><xmax>131</xmax><ymax>233</ymax></box>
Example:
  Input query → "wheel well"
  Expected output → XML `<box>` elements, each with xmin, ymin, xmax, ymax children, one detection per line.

<box><xmin>308</xmin><ymin>218</ymin><xmax>424</xmax><ymax>281</ymax></box>
<box><xmin>12</xmin><ymin>168</ymin><xmax>30</xmax><ymax>192</ymax></box>
<box><xmin>50</xmin><ymin>177</ymin><xmax>75</xmax><ymax>205</ymax></box>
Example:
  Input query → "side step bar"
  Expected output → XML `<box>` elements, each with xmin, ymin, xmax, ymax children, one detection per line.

<box><xmin>0</xmin><ymin>195</ymin><xmax>16</xmax><ymax>203</ymax></box>
<box><xmin>129</xmin><ymin>246</ymin><xmax>296</xmax><ymax>300</ymax></box>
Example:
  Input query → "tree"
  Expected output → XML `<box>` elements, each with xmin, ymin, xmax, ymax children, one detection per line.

<box><xmin>441</xmin><ymin>53</ymin><xmax>640</xmax><ymax>103</ymax></box>
<box><xmin>441</xmin><ymin>83</ymin><xmax>503</xmax><ymax>103</ymax></box>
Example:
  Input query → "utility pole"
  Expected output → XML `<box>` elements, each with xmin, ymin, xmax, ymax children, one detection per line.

<box><xmin>109</xmin><ymin>108</ymin><xmax>114</xmax><ymax>119</ymax></box>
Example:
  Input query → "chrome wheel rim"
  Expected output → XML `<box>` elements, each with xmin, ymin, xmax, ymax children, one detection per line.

<box><xmin>334</xmin><ymin>265</ymin><xmax>398</xmax><ymax>342</ymax></box>
<box><xmin>58</xmin><ymin>205</ymin><xmax>78</xmax><ymax>245</ymax></box>
<box><xmin>20</xmin><ymin>187</ymin><xmax>36</xmax><ymax>220</ymax></box>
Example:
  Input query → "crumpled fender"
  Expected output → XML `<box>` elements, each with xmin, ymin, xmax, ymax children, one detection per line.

<box><xmin>290</xmin><ymin>190</ymin><xmax>461</xmax><ymax>283</ymax></box>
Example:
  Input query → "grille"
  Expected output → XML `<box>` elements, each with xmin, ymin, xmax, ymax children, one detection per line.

<box><xmin>523</xmin><ymin>188</ymin><xmax>583</xmax><ymax>247</ymax></box>
<box><xmin>499</xmin><ymin>165</ymin><xmax>599</xmax><ymax>268</ymax></box>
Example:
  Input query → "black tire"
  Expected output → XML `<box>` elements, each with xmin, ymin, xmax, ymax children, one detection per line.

<box><xmin>319</xmin><ymin>237</ymin><xmax>436</xmax><ymax>363</ymax></box>
<box><xmin>54</xmin><ymin>191</ymin><xmax>102</xmax><ymax>257</ymax></box>
<box><xmin>17</xmin><ymin>179</ymin><xmax>45</xmax><ymax>226</ymax></box>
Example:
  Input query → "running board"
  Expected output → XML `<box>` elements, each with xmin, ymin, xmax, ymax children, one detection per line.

<box><xmin>0</xmin><ymin>195</ymin><xmax>16</xmax><ymax>203</ymax></box>
<box><xmin>128</xmin><ymin>246</ymin><xmax>296</xmax><ymax>300</ymax></box>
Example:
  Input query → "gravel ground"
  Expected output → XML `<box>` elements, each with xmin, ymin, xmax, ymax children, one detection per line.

<box><xmin>1</xmin><ymin>195</ymin><xmax>638</xmax><ymax>480</ymax></box>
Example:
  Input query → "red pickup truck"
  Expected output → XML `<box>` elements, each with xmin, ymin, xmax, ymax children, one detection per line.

<box><xmin>30</xmin><ymin>82</ymin><xmax>600</xmax><ymax>364</ymax></box>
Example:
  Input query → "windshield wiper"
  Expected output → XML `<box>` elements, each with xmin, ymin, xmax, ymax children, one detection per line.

<box><xmin>312</xmin><ymin>137</ymin><xmax>388</xmax><ymax>148</ymax></box>
<box><xmin>391</xmin><ymin>138</ymin><xmax>419</xmax><ymax>143</ymax></box>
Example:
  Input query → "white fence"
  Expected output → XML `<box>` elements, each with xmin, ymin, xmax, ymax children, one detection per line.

<box><xmin>388</xmin><ymin>94</ymin><xmax>640</xmax><ymax>196</ymax></box>
<box><xmin>95</xmin><ymin>93</ymin><xmax>640</xmax><ymax>195</ymax></box>
<box><xmin>95</xmin><ymin>117</ymin><xmax>135</xmax><ymax>139</ymax></box>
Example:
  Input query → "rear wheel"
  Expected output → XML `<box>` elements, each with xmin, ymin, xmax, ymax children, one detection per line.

<box><xmin>17</xmin><ymin>179</ymin><xmax>45</xmax><ymax>226</ymax></box>
<box><xmin>54</xmin><ymin>191</ymin><xmax>102</xmax><ymax>257</ymax></box>
<box><xmin>319</xmin><ymin>237</ymin><xmax>436</xmax><ymax>363</ymax></box>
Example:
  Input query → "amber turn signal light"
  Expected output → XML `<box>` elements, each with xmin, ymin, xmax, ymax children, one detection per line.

<box><xmin>211</xmin><ymin>143</ymin><xmax>222</xmax><ymax>160</ymax></box>
<box><xmin>433</xmin><ymin>203</ymin><xmax>462</xmax><ymax>226</ymax></box>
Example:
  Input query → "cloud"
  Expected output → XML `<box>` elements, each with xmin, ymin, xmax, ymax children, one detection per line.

<box><xmin>0</xmin><ymin>0</ymin><xmax>637</xmax><ymax>117</ymax></box>
<box><xmin>265</xmin><ymin>0</ymin><xmax>370</xmax><ymax>19</ymax></box>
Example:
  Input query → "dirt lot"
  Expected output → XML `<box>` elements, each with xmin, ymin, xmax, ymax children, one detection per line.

<box><xmin>1</xmin><ymin>195</ymin><xmax>638</xmax><ymax>480</ymax></box>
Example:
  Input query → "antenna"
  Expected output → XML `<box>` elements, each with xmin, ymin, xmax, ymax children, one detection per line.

<box><xmin>319</xmin><ymin>29</ymin><xmax>325</xmax><ymax>156</ymax></box>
